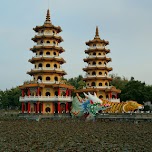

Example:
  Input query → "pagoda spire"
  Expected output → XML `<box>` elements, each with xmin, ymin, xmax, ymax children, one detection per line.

<box><xmin>45</xmin><ymin>9</ymin><xmax>51</xmax><ymax>23</ymax></box>
<box><xmin>95</xmin><ymin>26</ymin><xmax>100</xmax><ymax>39</ymax></box>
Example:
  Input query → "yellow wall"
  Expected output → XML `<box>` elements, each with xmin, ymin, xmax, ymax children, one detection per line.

<box><xmin>41</xmin><ymin>88</ymin><xmax>58</xmax><ymax>96</ymax></box>
<box><xmin>35</xmin><ymin>61</ymin><xmax>61</xmax><ymax>69</ymax></box>
<box><xmin>43</xmin><ymin>102</ymin><xmax>54</xmax><ymax>114</ymax></box>
<box><xmin>36</xmin><ymin>50</ymin><xmax>59</xmax><ymax>56</ymax></box>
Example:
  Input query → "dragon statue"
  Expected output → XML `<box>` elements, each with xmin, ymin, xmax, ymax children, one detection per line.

<box><xmin>71</xmin><ymin>92</ymin><xmax>144</xmax><ymax>120</ymax></box>
<box><xmin>71</xmin><ymin>92</ymin><xmax>111</xmax><ymax>120</ymax></box>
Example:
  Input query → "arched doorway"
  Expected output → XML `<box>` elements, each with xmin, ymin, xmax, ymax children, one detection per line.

<box><xmin>45</xmin><ymin>107</ymin><xmax>51</xmax><ymax>113</ymax></box>
<box><xmin>99</xmin><ymin>95</ymin><xmax>103</xmax><ymax>99</ymax></box>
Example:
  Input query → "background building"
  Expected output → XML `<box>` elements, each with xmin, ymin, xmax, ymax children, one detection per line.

<box><xmin>75</xmin><ymin>27</ymin><xmax>121</xmax><ymax>102</ymax></box>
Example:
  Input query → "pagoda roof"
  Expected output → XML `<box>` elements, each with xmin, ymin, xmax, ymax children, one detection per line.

<box><xmin>30</xmin><ymin>45</ymin><xmax>65</xmax><ymax>53</ymax></box>
<box><xmin>83</xmin><ymin>76</ymin><xmax>112</xmax><ymax>81</ymax></box>
<box><xmin>28</xmin><ymin>56</ymin><xmax>66</xmax><ymax>64</ymax></box>
<box><xmin>85</xmin><ymin>48</ymin><xmax>110</xmax><ymax>54</ymax></box>
<box><xmin>32</xmin><ymin>35</ymin><xmax>63</xmax><ymax>43</ymax></box>
<box><xmin>74</xmin><ymin>86</ymin><xmax>121</xmax><ymax>93</ymax></box>
<box><xmin>84</xmin><ymin>56</ymin><xmax>111</xmax><ymax>62</ymax></box>
<box><xmin>83</xmin><ymin>66</ymin><xmax>113</xmax><ymax>72</ymax></box>
<box><xmin>27</xmin><ymin>69</ymin><xmax>67</xmax><ymax>76</ymax></box>
<box><xmin>86</xmin><ymin>27</ymin><xmax>109</xmax><ymax>46</ymax></box>
<box><xmin>19</xmin><ymin>81</ymin><xmax>75</xmax><ymax>90</ymax></box>
<box><xmin>33</xmin><ymin>9</ymin><xmax>62</xmax><ymax>33</ymax></box>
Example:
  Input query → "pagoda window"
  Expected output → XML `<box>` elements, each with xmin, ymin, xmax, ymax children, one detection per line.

<box><xmin>53</xmin><ymin>41</ymin><xmax>56</xmax><ymax>45</ymax></box>
<box><xmin>47</xmin><ymin>41</ymin><xmax>50</xmax><ymax>43</ymax></box>
<box><xmin>99</xmin><ymin>72</ymin><xmax>102</xmax><ymax>75</ymax></box>
<box><xmin>38</xmin><ymin>63</ymin><xmax>42</xmax><ymax>68</ymax></box>
<box><xmin>93</xmin><ymin>52</ymin><xmax>96</xmax><ymax>56</ymax></box>
<box><xmin>46</xmin><ymin>52</ymin><xmax>50</xmax><ymax>55</ymax></box>
<box><xmin>46</xmin><ymin>77</ymin><xmax>50</xmax><ymax>81</ymax></box>
<box><xmin>87</xmin><ymin>83</ymin><xmax>89</xmax><ymax>86</ymax></box>
<box><xmin>91</xmin><ymin>82</ymin><xmax>96</xmax><ymax>86</ymax></box>
<box><xmin>53</xmin><ymin>30</ymin><xmax>55</xmax><ymax>34</ymax></box>
<box><xmin>105</xmin><ymin>72</ymin><xmax>107</xmax><ymax>76</ymax></box>
<box><xmin>45</xmin><ymin>92</ymin><xmax>50</xmax><ymax>96</ymax></box>
<box><xmin>92</xmin><ymin>71</ymin><xmax>96</xmax><ymax>75</ymax></box>
<box><xmin>39</xmin><ymin>51</ymin><xmax>43</xmax><ymax>55</ymax></box>
<box><xmin>93</xmin><ymin>44</ymin><xmax>96</xmax><ymax>47</ymax></box>
<box><xmin>99</xmin><ymin>62</ymin><xmax>102</xmax><ymax>65</ymax></box>
<box><xmin>99</xmin><ymin>83</ymin><xmax>102</xmax><ymax>86</ymax></box>
<box><xmin>54</xmin><ymin>77</ymin><xmax>58</xmax><ymax>81</ymax></box>
<box><xmin>54</xmin><ymin>64</ymin><xmax>57</xmax><ymax>69</ymax></box>
<box><xmin>103</xmin><ymin>52</ymin><xmax>105</xmax><ymax>55</ymax></box>
<box><xmin>106</xmin><ymin>95</ymin><xmax>109</xmax><ymax>99</ymax></box>
<box><xmin>41</xmin><ymin>30</ymin><xmax>44</xmax><ymax>33</ymax></box>
<box><xmin>105</xmin><ymin>82</ymin><xmax>108</xmax><ymax>86</ymax></box>
<box><xmin>37</xmin><ymin>76</ymin><xmax>42</xmax><ymax>81</ymax></box>
<box><xmin>35</xmin><ymin>65</ymin><xmax>36</xmax><ymax>68</ymax></box>
<box><xmin>46</xmin><ymin>64</ymin><xmax>50</xmax><ymax>68</ymax></box>
<box><xmin>40</xmin><ymin>40</ymin><xmax>43</xmax><ymax>44</ymax></box>
<box><xmin>53</xmin><ymin>52</ymin><xmax>57</xmax><ymax>56</ymax></box>
<box><xmin>104</xmin><ymin>62</ymin><xmax>106</xmax><ymax>66</ymax></box>
<box><xmin>98</xmin><ymin>53</ymin><xmax>101</xmax><ymax>55</ymax></box>
<box><xmin>92</xmin><ymin>61</ymin><xmax>96</xmax><ymax>65</ymax></box>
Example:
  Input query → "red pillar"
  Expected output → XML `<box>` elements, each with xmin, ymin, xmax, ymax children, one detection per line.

<box><xmin>58</xmin><ymin>102</ymin><xmax>61</xmax><ymax>113</ymax></box>
<box><xmin>66</xmin><ymin>102</ymin><xmax>69</xmax><ymax>113</ymax></box>
<box><xmin>58</xmin><ymin>88</ymin><xmax>60</xmax><ymax>96</ymax></box>
<box><xmin>22</xmin><ymin>90</ymin><xmax>24</xmax><ymax>97</ymax></box>
<box><xmin>22</xmin><ymin>102</ymin><xmax>24</xmax><ymax>113</ymax></box>
<box><xmin>37</xmin><ymin>102</ymin><xmax>39</xmax><ymax>113</ymax></box>
<box><xmin>28</xmin><ymin>102</ymin><xmax>30</xmax><ymax>114</ymax></box>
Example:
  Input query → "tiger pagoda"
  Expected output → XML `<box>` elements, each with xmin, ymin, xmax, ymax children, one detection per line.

<box><xmin>75</xmin><ymin>27</ymin><xmax>121</xmax><ymax>102</ymax></box>
<box><xmin>19</xmin><ymin>9</ymin><xmax>74</xmax><ymax>115</ymax></box>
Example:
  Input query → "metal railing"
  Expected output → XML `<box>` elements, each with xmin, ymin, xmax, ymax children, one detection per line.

<box><xmin>19</xmin><ymin>96</ymin><xmax>73</xmax><ymax>102</ymax></box>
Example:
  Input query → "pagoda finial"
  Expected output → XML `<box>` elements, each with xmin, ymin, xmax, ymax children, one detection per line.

<box><xmin>95</xmin><ymin>26</ymin><xmax>100</xmax><ymax>38</ymax></box>
<box><xmin>45</xmin><ymin>9</ymin><xmax>51</xmax><ymax>23</ymax></box>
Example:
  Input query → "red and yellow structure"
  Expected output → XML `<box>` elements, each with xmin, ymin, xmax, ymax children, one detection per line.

<box><xmin>19</xmin><ymin>10</ymin><xmax>74</xmax><ymax>115</ymax></box>
<box><xmin>75</xmin><ymin>27</ymin><xmax>121</xmax><ymax>102</ymax></box>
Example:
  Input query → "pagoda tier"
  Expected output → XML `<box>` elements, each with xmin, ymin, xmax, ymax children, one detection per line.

<box><xmin>86</xmin><ymin>39</ymin><xmax>109</xmax><ymax>46</ymax></box>
<box><xmin>32</xmin><ymin>34</ymin><xmax>63</xmax><ymax>43</ymax></box>
<box><xmin>27</xmin><ymin>69</ymin><xmax>67</xmax><ymax>76</ymax></box>
<box><xmin>83</xmin><ymin>66</ymin><xmax>113</xmax><ymax>72</ymax></box>
<box><xmin>33</xmin><ymin>24</ymin><xmax>62</xmax><ymax>33</ymax></box>
<box><xmin>28</xmin><ymin>56</ymin><xmax>66</xmax><ymax>64</ymax></box>
<box><xmin>83</xmin><ymin>56</ymin><xmax>111</xmax><ymax>62</ymax></box>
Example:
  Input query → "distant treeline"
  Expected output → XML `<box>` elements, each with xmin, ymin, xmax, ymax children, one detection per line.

<box><xmin>0</xmin><ymin>74</ymin><xmax>152</xmax><ymax>110</ymax></box>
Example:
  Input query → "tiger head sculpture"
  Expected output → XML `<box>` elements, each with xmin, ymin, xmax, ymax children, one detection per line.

<box><xmin>123</xmin><ymin>101</ymin><xmax>144</xmax><ymax>113</ymax></box>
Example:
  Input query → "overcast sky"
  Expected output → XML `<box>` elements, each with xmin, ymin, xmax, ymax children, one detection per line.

<box><xmin>0</xmin><ymin>0</ymin><xmax>152</xmax><ymax>90</ymax></box>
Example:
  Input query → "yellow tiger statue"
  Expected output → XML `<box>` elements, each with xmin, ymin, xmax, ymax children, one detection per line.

<box><xmin>102</xmin><ymin>99</ymin><xmax>144</xmax><ymax>113</ymax></box>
